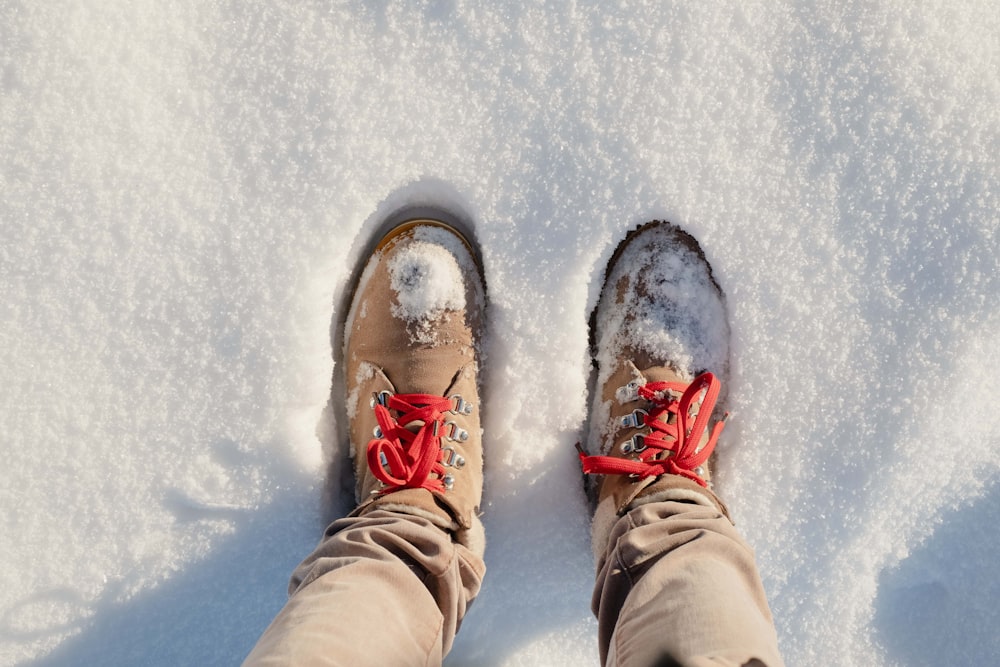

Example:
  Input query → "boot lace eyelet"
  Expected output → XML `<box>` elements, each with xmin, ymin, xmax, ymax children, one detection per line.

<box><xmin>449</xmin><ymin>394</ymin><xmax>474</xmax><ymax>415</ymax></box>
<box><xmin>580</xmin><ymin>373</ymin><xmax>727</xmax><ymax>489</ymax></box>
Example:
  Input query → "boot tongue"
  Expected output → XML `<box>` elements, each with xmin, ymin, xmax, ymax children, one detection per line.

<box><xmin>635</xmin><ymin>363</ymin><xmax>689</xmax><ymax>387</ymax></box>
<box><xmin>386</xmin><ymin>342</ymin><xmax>468</xmax><ymax>398</ymax></box>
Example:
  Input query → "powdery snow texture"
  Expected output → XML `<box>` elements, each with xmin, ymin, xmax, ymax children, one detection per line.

<box><xmin>388</xmin><ymin>227</ymin><xmax>472</xmax><ymax>344</ymax></box>
<box><xmin>2</xmin><ymin>2</ymin><xmax>998</xmax><ymax>667</ymax></box>
<box><xmin>593</xmin><ymin>225</ymin><xmax>729</xmax><ymax>386</ymax></box>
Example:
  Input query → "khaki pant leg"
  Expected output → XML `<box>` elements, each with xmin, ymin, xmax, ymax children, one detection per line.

<box><xmin>244</xmin><ymin>509</ymin><xmax>485</xmax><ymax>667</ymax></box>
<box><xmin>594</xmin><ymin>496</ymin><xmax>783</xmax><ymax>667</ymax></box>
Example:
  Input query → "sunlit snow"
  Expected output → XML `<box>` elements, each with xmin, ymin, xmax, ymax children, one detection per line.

<box><xmin>2</xmin><ymin>2</ymin><xmax>998</xmax><ymax>666</ymax></box>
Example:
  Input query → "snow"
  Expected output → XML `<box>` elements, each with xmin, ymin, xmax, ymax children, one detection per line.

<box><xmin>388</xmin><ymin>229</ymin><xmax>469</xmax><ymax>334</ymax></box>
<box><xmin>1</xmin><ymin>2</ymin><xmax>998</xmax><ymax>666</ymax></box>
<box><xmin>592</xmin><ymin>223</ymin><xmax>730</xmax><ymax>388</ymax></box>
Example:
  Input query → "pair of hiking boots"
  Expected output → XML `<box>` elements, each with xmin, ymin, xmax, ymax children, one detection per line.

<box><xmin>343</xmin><ymin>215</ymin><xmax>730</xmax><ymax>557</ymax></box>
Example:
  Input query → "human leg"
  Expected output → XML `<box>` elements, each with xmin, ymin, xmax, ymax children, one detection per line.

<box><xmin>594</xmin><ymin>486</ymin><xmax>781</xmax><ymax>667</ymax></box>
<box><xmin>243</xmin><ymin>508</ymin><xmax>483</xmax><ymax>666</ymax></box>
<box><xmin>244</xmin><ymin>217</ymin><xmax>487</xmax><ymax>666</ymax></box>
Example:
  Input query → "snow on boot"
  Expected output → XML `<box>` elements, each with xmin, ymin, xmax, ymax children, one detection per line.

<box><xmin>344</xmin><ymin>217</ymin><xmax>486</xmax><ymax>556</ymax></box>
<box><xmin>579</xmin><ymin>221</ymin><xmax>732</xmax><ymax>558</ymax></box>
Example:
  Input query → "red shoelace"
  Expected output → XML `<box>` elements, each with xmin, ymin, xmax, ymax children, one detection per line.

<box><xmin>579</xmin><ymin>372</ymin><xmax>726</xmax><ymax>488</ymax></box>
<box><xmin>367</xmin><ymin>393</ymin><xmax>454</xmax><ymax>493</ymax></box>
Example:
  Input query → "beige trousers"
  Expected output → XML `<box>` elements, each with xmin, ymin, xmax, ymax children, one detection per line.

<box><xmin>244</xmin><ymin>493</ymin><xmax>782</xmax><ymax>667</ymax></box>
<box><xmin>595</xmin><ymin>494</ymin><xmax>783</xmax><ymax>667</ymax></box>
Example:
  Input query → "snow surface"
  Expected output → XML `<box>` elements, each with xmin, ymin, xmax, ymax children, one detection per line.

<box><xmin>2</xmin><ymin>2</ymin><xmax>998</xmax><ymax>666</ymax></box>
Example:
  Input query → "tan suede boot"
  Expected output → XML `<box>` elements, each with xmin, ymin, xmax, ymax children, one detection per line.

<box><xmin>344</xmin><ymin>217</ymin><xmax>486</xmax><ymax>555</ymax></box>
<box><xmin>579</xmin><ymin>221</ymin><xmax>732</xmax><ymax>557</ymax></box>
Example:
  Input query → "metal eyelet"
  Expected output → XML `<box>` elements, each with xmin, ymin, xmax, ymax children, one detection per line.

<box><xmin>372</xmin><ymin>425</ymin><xmax>383</xmax><ymax>438</ymax></box>
<box><xmin>441</xmin><ymin>446</ymin><xmax>466</xmax><ymax>469</ymax></box>
<box><xmin>442</xmin><ymin>474</ymin><xmax>455</xmax><ymax>490</ymax></box>
<box><xmin>443</xmin><ymin>421</ymin><xmax>469</xmax><ymax>442</ymax></box>
<box><xmin>619</xmin><ymin>433</ymin><xmax>648</xmax><ymax>454</ymax></box>
<box><xmin>449</xmin><ymin>394</ymin><xmax>474</xmax><ymax>415</ymax></box>
<box><xmin>370</xmin><ymin>390</ymin><xmax>393</xmax><ymax>408</ymax></box>
<box><xmin>615</xmin><ymin>380</ymin><xmax>643</xmax><ymax>403</ymax></box>
<box><xmin>619</xmin><ymin>408</ymin><xmax>648</xmax><ymax>429</ymax></box>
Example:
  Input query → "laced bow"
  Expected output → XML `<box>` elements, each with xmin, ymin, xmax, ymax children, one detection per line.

<box><xmin>366</xmin><ymin>393</ymin><xmax>454</xmax><ymax>493</ymax></box>
<box><xmin>579</xmin><ymin>372</ymin><xmax>726</xmax><ymax>488</ymax></box>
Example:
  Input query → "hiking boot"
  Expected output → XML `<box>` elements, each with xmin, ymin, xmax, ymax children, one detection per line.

<box><xmin>579</xmin><ymin>221</ymin><xmax>731</xmax><ymax>555</ymax></box>
<box><xmin>344</xmin><ymin>217</ymin><xmax>486</xmax><ymax>554</ymax></box>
